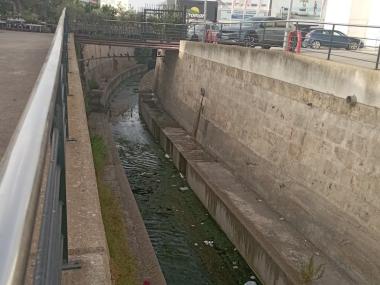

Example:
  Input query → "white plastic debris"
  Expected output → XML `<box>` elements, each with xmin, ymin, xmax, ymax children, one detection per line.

<box><xmin>250</xmin><ymin>276</ymin><xmax>256</xmax><ymax>280</ymax></box>
<box><xmin>164</xmin><ymin>154</ymin><xmax>170</xmax><ymax>158</ymax></box>
<box><xmin>179</xmin><ymin>186</ymin><xmax>189</xmax><ymax>191</ymax></box>
<box><xmin>279</xmin><ymin>217</ymin><xmax>285</xmax><ymax>221</ymax></box>
<box><xmin>244</xmin><ymin>281</ymin><xmax>257</xmax><ymax>285</ymax></box>
<box><xmin>179</xmin><ymin>173</ymin><xmax>185</xmax><ymax>179</ymax></box>
<box><xmin>194</xmin><ymin>243</ymin><xmax>198</xmax><ymax>246</ymax></box>
<box><xmin>232</xmin><ymin>265</ymin><xmax>238</xmax><ymax>269</ymax></box>
<box><xmin>203</xmin><ymin>240</ymin><xmax>214</xmax><ymax>247</ymax></box>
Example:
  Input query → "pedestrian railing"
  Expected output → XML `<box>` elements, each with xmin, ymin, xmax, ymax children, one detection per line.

<box><xmin>70</xmin><ymin>19</ymin><xmax>188</xmax><ymax>42</ymax></box>
<box><xmin>0</xmin><ymin>8</ymin><xmax>77</xmax><ymax>285</ymax></box>
<box><xmin>69</xmin><ymin>17</ymin><xmax>380</xmax><ymax>70</ymax></box>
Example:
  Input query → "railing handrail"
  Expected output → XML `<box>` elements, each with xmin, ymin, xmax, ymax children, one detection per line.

<box><xmin>72</xmin><ymin>19</ymin><xmax>189</xmax><ymax>27</ymax></box>
<box><xmin>0</xmin><ymin>8</ymin><xmax>66</xmax><ymax>285</ymax></box>
<box><xmin>71</xmin><ymin>17</ymin><xmax>380</xmax><ymax>30</ymax></box>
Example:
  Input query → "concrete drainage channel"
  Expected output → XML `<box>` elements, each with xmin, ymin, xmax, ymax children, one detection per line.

<box><xmin>110</xmin><ymin>75</ymin><xmax>261</xmax><ymax>285</ymax></box>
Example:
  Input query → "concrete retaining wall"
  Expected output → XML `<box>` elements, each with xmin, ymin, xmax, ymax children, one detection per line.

<box><xmin>88</xmin><ymin>64</ymin><xmax>147</xmax><ymax>111</ymax></box>
<box><xmin>82</xmin><ymin>44</ymin><xmax>135</xmax><ymax>82</ymax></box>
<box><xmin>154</xmin><ymin>41</ymin><xmax>380</xmax><ymax>284</ymax></box>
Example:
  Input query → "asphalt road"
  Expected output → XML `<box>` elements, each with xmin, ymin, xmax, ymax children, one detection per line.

<box><xmin>0</xmin><ymin>30</ymin><xmax>52</xmax><ymax>159</ymax></box>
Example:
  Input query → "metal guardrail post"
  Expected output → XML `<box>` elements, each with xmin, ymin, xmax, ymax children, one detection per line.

<box><xmin>263</xmin><ymin>22</ymin><xmax>266</xmax><ymax>43</ymax></box>
<box><xmin>327</xmin><ymin>24</ymin><xmax>335</xmax><ymax>60</ymax></box>
<box><xmin>376</xmin><ymin>44</ymin><xmax>380</xmax><ymax>70</ymax></box>
<box><xmin>239</xmin><ymin>22</ymin><xmax>242</xmax><ymax>42</ymax></box>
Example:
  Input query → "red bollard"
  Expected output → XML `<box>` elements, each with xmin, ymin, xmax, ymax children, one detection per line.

<box><xmin>296</xmin><ymin>30</ymin><xmax>302</xmax><ymax>54</ymax></box>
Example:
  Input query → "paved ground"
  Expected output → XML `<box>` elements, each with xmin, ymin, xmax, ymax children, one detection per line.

<box><xmin>271</xmin><ymin>46</ymin><xmax>380</xmax><ymax>70</ymax></box>
<box><xmin>0</xmin><ymin>30</ymin><xmax>52</xmax><ymax>159</ymax></box>
<box><xmin>301</xmin><ymin>47</ymin><xmax>379</xmax><ymax>70</ymax></box>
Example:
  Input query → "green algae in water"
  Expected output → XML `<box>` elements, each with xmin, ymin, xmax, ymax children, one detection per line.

<box><xmin>111</xmin><ymin>80</ymin><xmax>261</xmax><ymax>285</ymax></box>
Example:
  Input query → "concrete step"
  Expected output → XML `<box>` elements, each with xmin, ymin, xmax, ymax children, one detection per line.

<box><xmin>139</xmin><ymin>93</ymin><xmax>356</xmax><ymax>285</ymax></box>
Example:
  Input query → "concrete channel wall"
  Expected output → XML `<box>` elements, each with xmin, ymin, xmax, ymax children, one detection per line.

<box><xmin>153</xmin><ymin>41</ymin><xmax>380</xmax><ymax>284</ymax></box>
<box><xmin>101</xmin><ymin>64</ymin><xmax>147</xmax><ymax>108</ymax></box>
<box><xmin>62</xmin><ymin>34</ymin><xmax>111</xmax><ymax>285</ymax></box>
<box><xmin>82</xmin><ymin>44</ymin><xmax>135</xmax><ymax>83</ymax></box>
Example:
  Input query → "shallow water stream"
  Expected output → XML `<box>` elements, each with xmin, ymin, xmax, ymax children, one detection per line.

<box><xmin>110</xmin><ymin>77</ymin><xmax>260</xmax><ymax>285</ymax></box>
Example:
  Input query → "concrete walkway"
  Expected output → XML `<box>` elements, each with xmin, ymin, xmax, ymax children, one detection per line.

<box><xmin>0</xmin><ymin>30</ymin><xmax>53</xmax><ymax>159</ymax></box>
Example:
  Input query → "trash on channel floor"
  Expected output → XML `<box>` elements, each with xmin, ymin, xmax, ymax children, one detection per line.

<box><xmin>232</xmin><ymin>265</ymin><xmax>238</xmax><ymax>269</ymax></box>
<box><xmin>164</xmin><ymin>154</ymin><xmax>170</xmax><ymax>158</ymax></box>
<box><xmin>203</xmin><ymin>240</ymin><xmax>214</xmax><ymax>247</ymax></box>
<box><xmin>194</xmin><ymin>243</ymin><xmax>198</xmax><ymax>246</ymax></box>
<box><xmin>179</xmin><ymin>186</ymin><xmax>189</xmax><ymax>191</ymax></box>
<box><xmin>179</xmin><ymin>173</ymin><xmax>185</xmax><ymax>179</ymax></box>
<box><xmin>244</xmin><ymin>281</ymin><xmax>257</xmax><ymax>285</ymax></box>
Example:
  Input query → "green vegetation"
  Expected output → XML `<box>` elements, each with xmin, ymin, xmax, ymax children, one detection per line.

<box><xmin>87</xmin><ymin>78</ymin><xmax>99</xmax><ymax>90</ymax></box>
<box><xmin>300</xmin><ymin>255</ymin><xmax>325</xmax><ymax>284</ymax></box>
<box><xmin>0</xmin><ymin>0</ymin><xmax>139</xmax><ymax>24</ymax></box>
<box><xmin>90</xmin><ymin>135</ymin><xmax>138</xmax><ymax>285</ymax></box>
<box><xmin>134</xmin><ymin>48</ymin><xmax>153</xmax><ymax>65</ymax></box>
<box><xmin>91</xmin><ymin>135</ymin><xmax>106</xmax><ymax>173</ymax></box>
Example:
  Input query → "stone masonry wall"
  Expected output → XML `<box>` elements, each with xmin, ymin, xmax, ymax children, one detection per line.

<box><xmin>154</xmin><ymin>42</ymin><xmax>380</xmax><ymax>283</ymax></box>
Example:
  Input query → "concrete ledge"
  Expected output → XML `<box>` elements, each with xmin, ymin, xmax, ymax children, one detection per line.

<box><xmin>180</xmin><ymin>41</ymin><xmax>380</xmax><ymax>108</ymax></box>
<box><xmin>139</xmin><ymin>92</ymin><xmax>354</xmax><ymax>285</ymax></box>
<box><xmin>62</xmin><ymin>34</ymin><xmax>111</xmax><ymax>285</ymax></box>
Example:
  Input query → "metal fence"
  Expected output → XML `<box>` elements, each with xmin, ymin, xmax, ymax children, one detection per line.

<box><xmin>69</xmin><ymin>17</ymin><xmax>380</xmax><ymax>69</ymax></box>
<box><xmin>187</xmin><ymin>20</ymin><xmax>380</xmax><ymax>70</ymax></box>
<box><xmin>0</xmin><ymin>8</ymin><xmax>74</xmax><ymax>285</ymax></box>
<box><xmin>70</xmin><ymin>19</ymin><xmax>188</xmax><ymax>42</ymax></box>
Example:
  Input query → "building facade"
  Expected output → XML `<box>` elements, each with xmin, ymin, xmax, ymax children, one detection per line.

<box><xmin>270</xmin><ymin>0</ymin><xmax>323</xmax><ymax>19</ymax></box>
<box><xmin>218</xmin><ymin>0</ymin><xmax>271</xmax><ymax>21</ymax></box>
<box><xmin>324</xmin><ymin>0</ymin><xmax>380</xmax><ymax>45</ymax></box>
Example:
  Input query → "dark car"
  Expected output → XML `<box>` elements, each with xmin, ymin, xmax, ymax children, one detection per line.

<box><xmin>218</xmin><ymin>17</ymin><xmax>282</xmax><ymax>46</ymax></box>
<box><xmin>302</xmin><ymin>29</ymin><xmax>364</xmax><ymax>50</ymax></box>
<box><xmin>219</xmin><ymin>18</ymin><xmax>318</xmax><ymax>49</ymax></box>
<box><xmin>245</xmin><ymin>22</ymin><xmax>320</xmax><ymax>48</ymax></box>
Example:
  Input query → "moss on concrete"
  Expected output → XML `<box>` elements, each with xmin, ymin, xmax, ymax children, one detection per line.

<box><xmin>91</xmin><ymin>135</ymin><xmax>138</xmax><ymax>285</ymax></box>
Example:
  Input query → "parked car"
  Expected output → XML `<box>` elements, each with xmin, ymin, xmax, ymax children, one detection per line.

<box><xmin>245</xmin><ymin>22</ymin><xmax>320</xmax><ymax>48</ymax></box>
<box><xmin>219</xmin><ymin>18</ymin><xmax>318</xmax><ymax>48</ymax></box>
<box><xmin>302</xmin><ymin>29</ymin><xmax>364</xmax><ymax>50</ymax></box>
<box><xmin>218</xmin><ymin>17</ymin><xmax>282</xmax><ymax>46</ymax></box>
